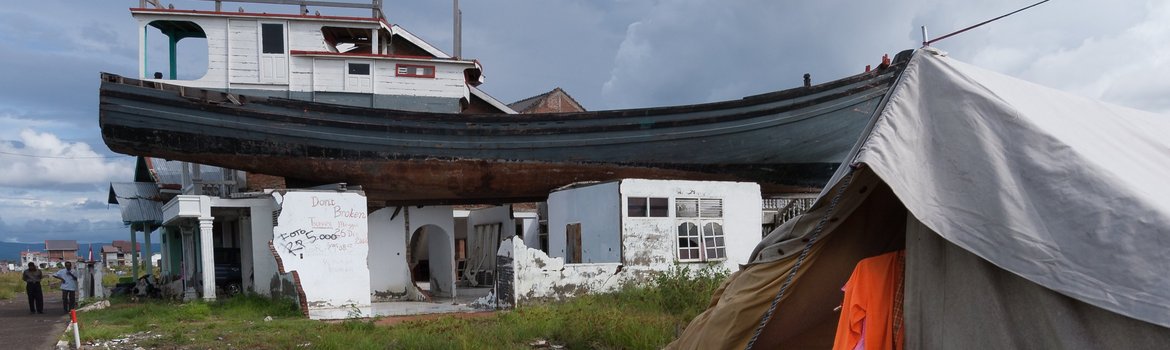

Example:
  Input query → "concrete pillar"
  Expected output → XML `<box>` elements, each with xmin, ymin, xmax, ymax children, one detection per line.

<box><xmin>199</xmin><ymin>217</ymin><xmax>216</xmax><ymax>301</ymax></box>
<box><xmin>159</xmin><ymin>227</ymin><xmax>169</xmax><ymax>278</ymax></box>
<box><xmin>130</xmin><ymin>223</ymin><xmax>139</xmax><ymax>279</ymax></box>
<box><xmin>144</xmin><ymin>226</ymin><xmax>154</xmax><ymax>278</ymax></box>
<box><xmin>182</xmin><ymin>226</ymin><xmax>197</xmax><ymax>301</ymax></box>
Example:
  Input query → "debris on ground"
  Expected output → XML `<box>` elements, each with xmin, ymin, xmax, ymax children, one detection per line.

<box><xmin>470</xmin><ymin>291</ymin><xmax>495</xmax><ymax>309</ymax></box>
<box><xmin>528</xmin><ymin>338</ymin><xmax>565</xmax><ymax>349</ymax></box>
<box><xmin>77</xmin><ymin>300</ymin><xmax>111</xmax><ymax>312</ymax></box>
<box><xmin>83</xmin><ymin>331</ymin><xmax>162</xmax><ymax>349</ymax></box>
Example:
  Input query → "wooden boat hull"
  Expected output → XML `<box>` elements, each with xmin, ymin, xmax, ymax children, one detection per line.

<box><xmin>99</xmin><ymin>51</ymin><xmax>911</xmax><ymax>204</ymax></box>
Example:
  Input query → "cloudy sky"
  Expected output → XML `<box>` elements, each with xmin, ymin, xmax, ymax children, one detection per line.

<box><xmin>0</xmin><ymin>0</ymin><xmax>1165</xmax><ymax>244</ymax></box>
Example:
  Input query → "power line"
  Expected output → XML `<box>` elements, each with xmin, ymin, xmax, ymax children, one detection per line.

<box><xmin>0</xmin><ymin>150</ymin><xmax>129</xmax><ymax>159</ymax></box>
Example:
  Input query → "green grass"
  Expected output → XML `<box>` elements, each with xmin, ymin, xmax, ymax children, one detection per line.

<box><xmin>0</xmin><ymin>269</ymin><xmax>89</xmax><ymax>300</ymax></box>
<box><xmin>76</xmin><ymin>265</ymin><xmax>728</xmax><ymax>349</ymax></box>
<box><xmin>0</xmin><ymin>272</ymin><xmax>23</xmax><ymax>299</ymax></box>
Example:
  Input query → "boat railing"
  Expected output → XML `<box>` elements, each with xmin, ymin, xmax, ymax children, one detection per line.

<box><xmin>140</xmin><ymin>0</ymin><xmax>385</xmax><ymax>19</ymax></box>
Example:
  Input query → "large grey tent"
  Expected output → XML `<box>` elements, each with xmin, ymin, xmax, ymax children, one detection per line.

<box><xmin>669</xmin><ymin>48</ymin><xmax>1170</xmax><ymax>349</ymax></box>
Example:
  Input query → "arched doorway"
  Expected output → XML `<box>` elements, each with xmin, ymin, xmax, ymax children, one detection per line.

<box><xmin>408</xmin><ymin>225</ymin><xmax>455</xmax><ymax>298</ymax></box>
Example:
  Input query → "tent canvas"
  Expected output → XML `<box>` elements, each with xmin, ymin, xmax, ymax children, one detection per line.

<box><xmin>669</xmin><ymin>49</ymin><xmax>1170</xmax><ymax>349</ymax></box>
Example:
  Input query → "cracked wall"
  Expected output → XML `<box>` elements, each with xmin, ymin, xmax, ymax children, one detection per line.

<box><xmin>270</xmin><ymin>191</ymin><xmax>372</xmax><ymax>319</ymax></box>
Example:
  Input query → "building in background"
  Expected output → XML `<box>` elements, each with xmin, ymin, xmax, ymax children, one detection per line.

<box><xmin>21</xmin><ymin>250</ymin><xmax>49</xmax><ymax>269</ymax></box>
<box><xmin>507</xmin><ymin>87</ymin><xmax>586</xmax><ymax>114</ymax></box>
<box><xmin>101</xmin><ymin>240</ymin><xmax>143</xmax><ymax>267</ymax></box>
<box><xmin>44</xmin><ymin>240</ymin><xmax>79</xmax><ymax>264</ymax></box>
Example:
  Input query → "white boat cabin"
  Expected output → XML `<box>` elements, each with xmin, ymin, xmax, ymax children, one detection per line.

<box><xmin>132</xmin><ymin>1</ymin><xmax>495</xmax><ymax>113</ymax></box>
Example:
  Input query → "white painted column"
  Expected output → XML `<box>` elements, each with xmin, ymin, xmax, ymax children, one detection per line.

<box><xmin>371</xmin><ymin>29</ymin><xmax>379</xmax><ymax>54</ymax></box>
<box><xmin>199</xmin><ymin>217</ymin><xmax>216</xmax><ymax>300</ymax></box>
<box><xmin>138</xmin><ymin>21</ymin><xmax>146</xmax><ymax>79</ymax></box>
<box><xmin>144</xmin><ymin>226</ymin><xmax>154</xmax><ymax>278</ymax></box>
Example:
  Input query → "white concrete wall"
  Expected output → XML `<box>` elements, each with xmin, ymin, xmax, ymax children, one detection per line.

<box><xmin>618</xmin><ymin>179</ymin><xmax>762</xmax><ymax>271</ymax></box>
<box><xmin>271</xmin><ymin>191</ymin><xmax>371</xmax><ymax>319</ymax></box>
<box><xmin>367</xmin><ymin>206</ymin><xmax>411</xmax><ymax>301</ymax></box>
<box><xmin>423</xmin><ymin>225</ymin><xmax>455</xmax><ymax>297</ymax></box>
<box><xmin>500</xmin><ymin>237</ymin><xmax>623</xmax><ymax>306</ymax></box>
<box><xmin>547</xmin><ymin>182</ymin><xmax>621</xmax><ymax>263</ymax></box>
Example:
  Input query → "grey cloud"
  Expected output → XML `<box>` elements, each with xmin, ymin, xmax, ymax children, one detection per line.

<box><xmin>0</xmin><ymin>217</ymin><xmax>128</xmax><ymax>244</ymax></box>
<box><xmin>600</xmin><ymin>0</ymin><xmax>921</xmax><ymax>109</ymax></box>
<box><xmin>74</xmin><ymin>198</ymin><xmax>111</xmax><ymax>210</ymax></box>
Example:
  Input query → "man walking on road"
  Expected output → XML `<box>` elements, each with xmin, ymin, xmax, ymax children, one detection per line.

<box><xmin>22</xmin><ymin>262</ymin><xmax>44</xmax><ymax>314</ymax></box>
<box><xmin>52</xmin><ymin>262</ymin><xmax>77</xmax><ymax>312</ymax></box>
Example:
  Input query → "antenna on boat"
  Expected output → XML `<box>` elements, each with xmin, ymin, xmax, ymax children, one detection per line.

<box><xmin>921</xmin><ymin>0</ymin><xmax>1050</xmax><ymax>47</ymax></box>
<box><xmin>453</xmin><ymin>0</ymin><xmax>463</xmax><ymax>59</ymax></box>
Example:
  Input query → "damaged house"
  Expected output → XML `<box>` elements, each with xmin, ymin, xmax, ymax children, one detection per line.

<box><xmin>495</xmin><ymin>179</ymin><xmax>763</xmax><ymax>306</ymax></box>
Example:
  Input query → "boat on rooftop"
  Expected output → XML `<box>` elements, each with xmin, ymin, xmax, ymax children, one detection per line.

<box><xmin>99</xmin><ymin>1</ymin><xmax>912</xmax><ymax>205</ymax></box>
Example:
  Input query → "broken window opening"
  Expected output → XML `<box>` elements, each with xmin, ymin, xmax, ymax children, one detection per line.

<box><xmin>144</xmin><ymin>20</ymin><xmax>208</xmax><ymax>80</ymax></box>
<box><xmin>321</xmin><ymin>26</ymin><xmax>373</xmax><ymax>54</ymax></box>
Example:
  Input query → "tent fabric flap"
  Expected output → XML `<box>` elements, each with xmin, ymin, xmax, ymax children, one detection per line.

<box><xmin>905</xmin><ymin>215</ymin><xmax>1170</xmax><ymax>349</ymax></box>
<box><xmin>857</xmin><ymin>50</ymin><xmax>1170</xmax><ymax>327</ymax></box>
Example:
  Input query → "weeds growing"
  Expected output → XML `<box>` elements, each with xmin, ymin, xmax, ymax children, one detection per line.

<box><xmin>77</xmin><ymin>264</ymin><xmax>728</xmax><ymax>349</ymax></box>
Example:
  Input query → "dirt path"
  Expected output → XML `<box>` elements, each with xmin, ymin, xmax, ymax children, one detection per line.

<box><xmin>0</xmin><ymin>293</ymin><xmax>69</xmax><ymax>350</ymax></box>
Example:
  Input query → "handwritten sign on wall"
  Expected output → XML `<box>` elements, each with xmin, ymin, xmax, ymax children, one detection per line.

<box><xmin>271</xmin><ymin>191</ymin><xmax>371</xmax><ymax>319</ymax></box>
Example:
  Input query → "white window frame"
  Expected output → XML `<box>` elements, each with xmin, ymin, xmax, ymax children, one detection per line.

<box><xmin>626</xmin><ymin>196</ymin><xmax>669</xmax><ymax>218</ymax></box>
<box><xmin>675</xmin><ymin>198</ymin><xmax>726</xmax><ymax>262</ymax></box>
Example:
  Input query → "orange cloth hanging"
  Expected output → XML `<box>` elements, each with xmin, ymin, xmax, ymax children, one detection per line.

<box><xmin>832</xmin><ymin>250</ymin><xmax>905</xmax><ymax>350</ymax></box>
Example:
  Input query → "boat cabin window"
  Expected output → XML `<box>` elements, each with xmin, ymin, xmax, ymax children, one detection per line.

<box><xmin>261</xmin><ymin>23</ymin><xmax>285</xmax><ymax>54</ymax></box>
<box><xmin>348</xmin><ymin>63</ymin><xmax>371</xmax><ymax>75</ymax></box>
<box><xmin>321</xmin><ymin>26</ymin><xmax>374</xmax><ymax>53</ymax></box>
<box><xmin>143</xmin><ymin>20</ymin><xmax>208</xmax><ymax>80</ymax></box>
<box><xmin>396</xmin><ymin>64</ymin><xmax>435</xmax><ymax>78</ymax></box>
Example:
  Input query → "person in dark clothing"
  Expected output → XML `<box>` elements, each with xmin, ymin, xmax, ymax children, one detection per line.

<box><xmin>22</xmin><ymin>262</ymin><xmax>44</xmax><ymax>314</ymax></box>
<box><xmin>52</xmin><ymin>262</ymin><xmax>78</xmax><ymax>312</ymax></box>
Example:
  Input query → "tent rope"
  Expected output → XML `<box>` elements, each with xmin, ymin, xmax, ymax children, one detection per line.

<box><xmin>744</xmin><ymin>169</ymin><xmax>856</xmax><ymax>350</ymax></box>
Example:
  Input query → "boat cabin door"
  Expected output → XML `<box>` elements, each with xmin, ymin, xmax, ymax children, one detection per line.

<box><xmin>259</xmin><ymin>22</ymin><xmax>288</xmax><ymax>84</ymax></box>
<box><xmin>345</xmin><ymin>60</ymin><xmax>373</xmax><ymax>94</ymax></box>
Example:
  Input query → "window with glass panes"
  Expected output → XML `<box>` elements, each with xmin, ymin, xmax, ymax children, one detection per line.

<box><xmin>675</xmin><ymin>198</ymin><xmax>725</xmax><ymax>261</ymax></box>
<box><xmin>627</xmin><ymin>197</ymin><xmax>669</xmax><ymax>217</ymax></box>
